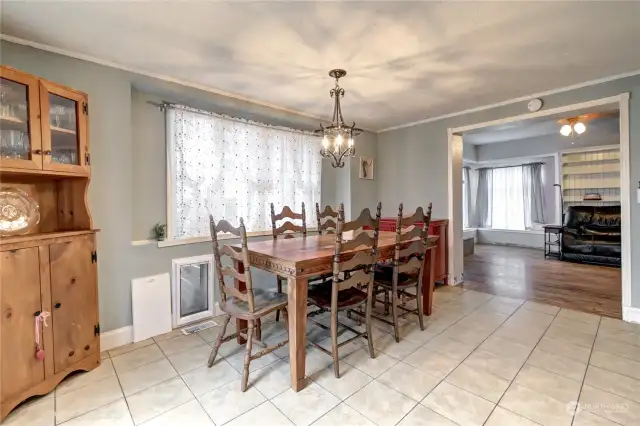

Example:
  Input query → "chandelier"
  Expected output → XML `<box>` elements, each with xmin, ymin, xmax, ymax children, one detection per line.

<box><xmin>315</xmin><ymin>69</ymin><xmax>362</xmax><ymax>168</ymax></box>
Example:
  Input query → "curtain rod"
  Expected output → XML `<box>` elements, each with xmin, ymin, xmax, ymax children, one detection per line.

<box><xmin>147</xmin><ymin>101</ymin><xmax>318</xmax><ymax>137</ymax></box>
<box><xmin>477</xmin><ymin>161</ymin><xmax>545</xmax><ymax>171</ymax></box>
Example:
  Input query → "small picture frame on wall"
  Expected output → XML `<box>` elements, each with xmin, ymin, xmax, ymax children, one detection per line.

<box><xmin>359</xmin><ymin>157</ymin><xmax>374</xmax><ymax>180</ymax></box>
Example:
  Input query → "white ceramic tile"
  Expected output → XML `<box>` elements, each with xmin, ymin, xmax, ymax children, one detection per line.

<box><xmin>463</xmin><ymin>349</ymin><xmax>524</xmax><ymax>381</ymax></box>
<box><xmin>181</xmin><ymin>360</ymin><xmax>240</xmax><ymax>396</ymax></box>
<box><xmin>167</xmin><ymin>344</ymin><xmax>211</xmax><ymax>374</ymax></box>
<box><xmin>313</xmin><ymin>403</ymin><xmax>376</xmax><ymax>426</ymax></box>
<box><xmin>311</xmin><ymin>361</ymin><xmax>373</xmax><ymax>400</ymax></box>
<box><xmin>271</xmin><ymin>382</ymin><xmax>340</xmax><ymax>426</ymax></box>
<box><xmin>3</xmin><ymin>395</ymin><xmax>54</xmax><ymax>426</ymax></box>
<box><xmin>403</xmin><ymin>347</ymin><xmax>461</xmax><ymax>379</ymax></box>
<box><xmin>157</xmin><ymin>334</ymin><xmax>207</xmax><ymax>356</ymax></box>
<box><xmin>343</xmin><ymin>348</ymin><xmax>398</xmax><ymax>378</ymax></box>
<box><xmin>57</xmin><ymin>359</ymin><xmax>116</xmax><ymax>395</ymax></box>
<box><xmin>596</xmin><ymin>327</ymin><xmax>640</xmax><ymax>347</ymax></box>
<box><xmin>493</xmin><ymin>324</ymin><xmax>545</xmax><ymax>347</ymax></box>
<box><xmin>423</xmin><ymin>335</ymin><xmax>477</xmax><ymax>361</ymax></box>
<box><xmin>346</xmin><ymin>380</ymin><xmax>417</xmax><ymax>426</ymax></box>
<box><xmin>198</xmin><ymin>380</ymin><xmax>266</xmax><ymax>425</ymax></box>
<box><xmin>599</xmin><ymin>317</ymin><xmax>640</xmax><ymax>335</ymax></box>
<box><xmin>536</xmin><ymin>336</ymin><xmax>592</xmax><ymax>363</ymax></box>
<box><xmin>224</xmin><ymin>402</ymin><xmax>294</xmax><ymax>426</ymax></box>
<box><xmin>479</xmin><ymin>336</ymin><xmax>534</xmax><ymax>362</ymax></box>
<box><xmin>579</xmin><ymin>384</ymin><xmax>640</xmax><ymax>425</ymax></box>
<box><xmin>521</xmin><ymin>301</ymin><xmax>560</xmax><ymax>315</ymax></box>
<box><xmin>397</xmin><ymin>404</ymin><xmax>457</xmax><ymax>426</ymax></box>
<box><xmin>557</xmin><ymin>308</ymin><xmax>600</xmax><ymax>325</ymax></box>
<box><xmin>100</xmin><ymin>351</ymin><xmax>110</xmax><ymax>360</ymax></box>
<box><xmin>526</xmin><ymin>347</ymin><xmax>587</xmax><ymax>381</ymax></box>
<box><xmin>573</xmin><ymin>410</ymin><xmax>621</xmax><ymax>426</ymax></box>
<box><xmin>422</xmin><ymin>381</ymin><xmax>495</xmax><ymax>426</ymax></box>
<box><xmin>58</xmin><ymin>399</ymin><xmax>133</xmax><ymax>426</ymax></box>
<box><xmin>111</xmin><ymin>344</ymin><xmax>165</xmax><ymax>374</ymax></box>
<box><xmin>396</xmin><ymin>322</ymin><xmax>439</xmax><ymax>345</ymax></box>
<box><xmin>513</xmin><ymin>364</ymin><xmax>582</xmax><ymax>404</ymax></box>
<box><xmin>197</xmin><ymin>321</ymin><xmax>236</xmax><ymax>343</ymax></box>
<box><xmin>109</xmin><ymin>339</ymin><xmax>154</xmax><ymax>358</ymax></box>
<box><xmin>249</xmin><ymin>360</ymin><xmax>294</xmax><ymax>399</ymax></box>
<box><xmin>552</xmin><ymin>316</ymin><xmax>599</xmax><ymax>335</ymax></box>
<box><xmin>377</xmin><ymin>362</ymin><xmax>440</xmax><ymax>402</ymax></box>
<box><xmin>118</xmin><ymin>358</ymin><xmax>178</xmax><ymax>396</ymax></box>
<box><xmin>590</xmin><ymin>350</ymin><xmax>640</xmax><ymax>380</ymax></box>
<box><xmin>485</xmin><ymin>406</ymin><xmax>539</xmax><ymax>426</ymax></box>
<box><xmin>126</xmin><ymin>377</ymin><xmax>194</xmax><ymax>425</ymax></box>
<box><xmin>139</xmin><ymin>400</ymin><xmax>213</xmax><ymax>426</ymax></box>
<box><xmin>585</xmin><ymin>365</ymin><xmax>640</xmax><ymax>403</ymax></box>
<box><xmin>545</xmin><ymin>324</ymin><xmax>596</xmax><ymax>348</ymax></box>
<box><xmin>439</xmin><ymin>323</ymin><xmax>494</xmax><ymax>346</ymax></box>
<box><xmin>446</xmin><ymin>363</ymin><xmax>510</xmax><ymax>403</ymax></box>
<box><xmin>316</xmin><ymin>334</ymin><xmax>367</xmax><ymax>360</ymax></box>
<box><xmin>373</xmin><ymin>334</ymin><xmax>420</xmax><ymax>360</ymax></box>
<box><xmin>499</xmin><ymin>384</ymin><xmax>573</xmax><ymax>426</ymax></box>
<box><xmin>594</xmin><ymin>336</ymin><xmax>640</xmax><ymax>362</ymax></box>
<box><xmin>56</xmin><ymin>376</ymin><xmax>124</xmax><ymax>424</ymax></box>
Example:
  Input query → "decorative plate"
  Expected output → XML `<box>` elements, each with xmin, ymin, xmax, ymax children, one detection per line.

<box><xmin>0</xmin><ymin>187</ymin><xmax>40</xmax><ymax>236</ymax></box>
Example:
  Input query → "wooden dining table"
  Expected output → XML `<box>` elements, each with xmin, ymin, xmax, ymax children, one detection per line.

<box><xmin>232</xmin><ymin>230</ymin><xmax>439</xmax><ymax>391</ymax></box>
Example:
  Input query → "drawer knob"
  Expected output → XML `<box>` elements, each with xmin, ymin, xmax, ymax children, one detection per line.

<box><xmin>34</xmin><ymin>310</ymin><xmax>41</xmax><ymax>316</ymax></box>
<box><xmin>69</xmin><ymin>350</ymin><xmax>75</xmax><ymax>357</ymax></box>
<box><xmin>54</xmin><ymin>303</ymin><xmax>61</xmax><ymax>309</ymax></box>
<box><xmin>84</xmin><ymin>345</ymin><xmax>90</xmax><ymax>351</ymax></box>
<box><xmin>71</xmin><ymin>278</ymin><xmax>76</xmax><ymax>284</ymax></box>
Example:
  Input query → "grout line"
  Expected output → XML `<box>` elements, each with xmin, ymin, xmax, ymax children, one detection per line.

<box><xmin>571</xmin><ymin>316</ymin><xmax>602</xmax><ymax>426</ymax></box>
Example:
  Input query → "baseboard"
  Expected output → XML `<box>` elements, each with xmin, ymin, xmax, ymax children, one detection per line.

<box><xmin>100</xmin><ymin>326</ymin><xmax>133</xmax><ymax>351</ymax></box>
<box><xmin>622</xmin><ymin>305</ymin><xmax>640</xmax><ymax>324</ymax></box>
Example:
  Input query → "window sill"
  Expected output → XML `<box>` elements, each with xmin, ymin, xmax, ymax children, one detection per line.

<box><xmin>131</xmin><ymin>228</ymin><xmax>318</xmax><ymax>248</ymax></box>
<box><xmin>476</xmin><ymin>228</ymin><xmax>545</xmax><ymax>235</ymax></box>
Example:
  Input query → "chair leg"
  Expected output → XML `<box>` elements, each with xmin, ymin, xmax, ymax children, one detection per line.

<box><xmin>384</xmin><ymin>289</ymin><xmax>390</xmax><ymax>316</ymax></box>
<box><xmin>415</xmin><ymin>281</ymin><xmax>425</xmax><ymax>331</ymax></box>
<box><xmin>366</xmin><ymin>300</ymin><xmax>375</xmax><ymax>359</ymax></box>
<box><xmin>276</xmin><ymin>277</ymin><xmax>282</xmax><ymax>322</ymax></box>
<box><xmin>392</xmin><ymin>285</ymin><xmax>400</xmax><ymax>343</ymax></box>
<box><xmin>241</xmin><ymin>320</ymin><xmax>254</xmax><ymax>392</ymax></box>
<box><xmin>331</xmin><ymin>309</ymin><xmax>340</xmax><ymax>378</ymax></box>
<box><xmin>208</xmin><ymin>315</ymin><xmax>231</xmax><ymax>367</ymax></box>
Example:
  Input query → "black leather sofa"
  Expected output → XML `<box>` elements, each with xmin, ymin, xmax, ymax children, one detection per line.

<box><xmin>562</xmin><ymin>205</ymin><xmax>621</xmax><ymax>266</ymax></box>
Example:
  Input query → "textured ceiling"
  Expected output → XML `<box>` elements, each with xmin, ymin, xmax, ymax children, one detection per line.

<box><xmin>2</xmin><ymin>2</ymin><xmax>640</xmax><ymax>130</ymax></box>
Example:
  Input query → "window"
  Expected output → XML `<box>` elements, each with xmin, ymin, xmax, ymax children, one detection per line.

<box><xmin>490</xmin><ymin>166</ymin><xmax>527</xmax><ymax>230</ymax></box>
<box><xmin>167</xmin><ymin>107</ymin><xmax>322</xmax><ymax>240</ymax></box>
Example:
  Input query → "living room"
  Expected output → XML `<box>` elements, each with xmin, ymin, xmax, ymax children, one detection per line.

<box><xmin>2</xmin><ymin>2</ymin><xmax>640</xmax><ymax>426</ymax></box>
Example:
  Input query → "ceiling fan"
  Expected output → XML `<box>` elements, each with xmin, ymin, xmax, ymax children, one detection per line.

<box><xmin>557</xmin><ymin>112</ymin><xmax>616</xmax><ymax>137</ymax></box>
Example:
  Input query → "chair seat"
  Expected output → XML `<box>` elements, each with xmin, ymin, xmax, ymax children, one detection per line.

<box><xmin>374</xmin><ymin>264</ymin><xmax>419</xmax><ymax>288</ymax></box>
<box><xmin>220</xmin><ymin>288</ymin><xmax>288</xmax><ymax>320</ymax></box>
<box><xmin>308</xmin><ymin>285</ymin><xmax>367</xmax><ymax>310</ymax></box>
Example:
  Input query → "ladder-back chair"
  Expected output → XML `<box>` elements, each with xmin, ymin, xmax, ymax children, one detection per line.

<box><xmin>316</xmin><ymin>203</ymin><xmax>339</xmax><ymax>235</ymax></box>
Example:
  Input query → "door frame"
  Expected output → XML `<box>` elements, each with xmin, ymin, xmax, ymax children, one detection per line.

<box><xmin>447</xmin><ymin>93</ymin><xmax>631</xmax><ymax>319</ymax></box>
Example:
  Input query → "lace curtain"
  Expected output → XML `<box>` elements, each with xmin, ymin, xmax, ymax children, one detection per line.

<box><xmin>168</xmin><ymin>108</ymin><xmax>322</xmax><ymax>239</ymax></box>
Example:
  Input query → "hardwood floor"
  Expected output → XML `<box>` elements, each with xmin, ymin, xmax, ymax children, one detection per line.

<box><xmin>463</xmin><ymin>244</ymin><xmax>622</xmax><ymax>318</ymax></box>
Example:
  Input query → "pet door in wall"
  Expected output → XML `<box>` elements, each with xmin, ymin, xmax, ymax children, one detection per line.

<box><xmin>171</xmin><ymin>255</ymin><xmax>214</xmax><ymax>327</ymax></box>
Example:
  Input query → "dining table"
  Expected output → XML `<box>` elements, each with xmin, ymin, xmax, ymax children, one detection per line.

<box><xmin>232</xmin><ymin>230</ymin><xmax>439</xmax><ymax>392</ymax></box>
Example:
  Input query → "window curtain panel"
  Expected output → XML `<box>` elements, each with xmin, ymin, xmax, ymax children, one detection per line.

<box><xmin>522</xmin><ymin>163</ymin><xmax>546</xmax><ymax>225</ymax></box>
<box><xmin>476</xmin><ymin>168</ymin><xmax>493</xmax><ymax>228</ymax></box>
<box><xmin>168</xmin><ymin>108</ymin><xmax>322</xmax><ymax>239</ymax></box>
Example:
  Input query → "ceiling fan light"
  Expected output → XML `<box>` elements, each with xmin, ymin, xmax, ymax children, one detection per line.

<box><xmin>574</xmin><ymin>122</ymin><xmax>586</xmax><ymax>135</ymax></box>
<box><xmin>560</xmin><ymin>124</ymin><xmax>572</xmax><ymax>136</ymax></box>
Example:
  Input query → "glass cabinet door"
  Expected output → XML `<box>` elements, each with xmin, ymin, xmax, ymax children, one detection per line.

<box><xmin>0</xmin><ymin>68</ymin><xmax>42</xmax><ymax>170</ymax></box>
<box><xmin>40</xmin><ymin>80</ymin><xmax>89</xmax><ymax>175</ymax></box>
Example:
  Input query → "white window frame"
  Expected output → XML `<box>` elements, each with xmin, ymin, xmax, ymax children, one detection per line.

<box><xmin>171</xmin><ymin>254</ymin><xmax>215</xmax><ymax>328</ymax></box>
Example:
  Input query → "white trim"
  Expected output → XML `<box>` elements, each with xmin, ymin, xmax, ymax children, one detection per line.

<box><xmin>476</xmin><ymin>228</ymin><xmax>545</xmax><ymax>235</ymax></box>
<box><xmin>100</xmin><ymin>326</ymin><xmax>133</xmax><ymax>352</ymax></box>
<box><xmin>378</xmin><ymin>71</ymin><xmax>640</xmax><ymax>133</ymax></box>
<box><xmin>0</xmin><ymin>34</ymin><xmax>326</xmax><ymax>123</ymax></box>
<box><xmin>559</xmin><ymin>144</ymin><xmax>621</xmax><ymax>155</ymax></box>
<box><xmin>131</xmin><ymin>239</ymin><xmax>155</xmax><ymax>246</ymax></box>
<box><xmin>622</xmin><ymin>306</ymin><xmax>640</xmax><ymax>324</ymax></box>
<box><xmin>157</xmin><ymin>228</ymin><xmax>319</xmax><ymax>248</ymax></box>
<box><xmin>171</xmin><ymin>254</ymin><xmax>215</xmax><ymax>328</ymax></box>
<box><xmin>450</xmin><ymin>93</ymin><xmax>632</xmax><ymax>318</ymax></box>
<box><xmin>473</xmin><ymin>153</ymin><xmax>555</xmax><ymax>167</ymax></box>
<box><xmin>554</xmin><ymin>152</ymin><xmax>562</xmax><ymax>225</ymax></box>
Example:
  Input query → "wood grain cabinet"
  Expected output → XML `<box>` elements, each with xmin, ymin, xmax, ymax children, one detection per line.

<box><xmin>0</xmin><ymin>66</ymin><xmax>99</xmax><ymax>421</ymax></box>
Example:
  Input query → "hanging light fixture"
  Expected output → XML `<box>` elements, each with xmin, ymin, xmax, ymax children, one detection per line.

<box><xmin>315</xmin><ymin>69</ymin><xmax>362</xmax><ymax>168</ymax></box>
<box><xmin>559</xmin><ymin>117</ymin><xmax>587</xmax><ymax>138</ymax></box>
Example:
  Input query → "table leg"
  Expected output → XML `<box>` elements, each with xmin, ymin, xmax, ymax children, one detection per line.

<box><xmin>287</xmin><ymin>277</ymin><xmax>308</xmax><ymax>392</ymax></box>
<box><xmin>422</xmin><ymin>247</ymin><xmax>436</xmax><ymax>316</ymax></box>
<box><xmin>234</xmin><ymin>260</ymin><xmax>261</xmax><ymax>344</ymax></box>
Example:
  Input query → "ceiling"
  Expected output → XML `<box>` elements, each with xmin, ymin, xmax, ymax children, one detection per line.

<box><xmin>2</xmin><ymin>2</ymin><xmax>640</xmax><ymax>131</ymax></box>
<box><xmin>464</xmin><ymin>110</ymin><xmax>620</xmax><ymax>145</ymax></box>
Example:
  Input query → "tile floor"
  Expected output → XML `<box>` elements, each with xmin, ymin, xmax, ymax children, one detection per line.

<box><xmin>5</xmin><ymin>286</ymin><xmax>640</xmax><ymax>426</ymax></box>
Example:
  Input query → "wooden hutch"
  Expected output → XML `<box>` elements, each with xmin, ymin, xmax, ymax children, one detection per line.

<box><xmin>0</xmin><ymin>66</ymin><xmax>99</xmax><ymax>420</ymax></box>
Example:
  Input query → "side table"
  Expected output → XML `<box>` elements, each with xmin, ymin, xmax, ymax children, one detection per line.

<box><xmin>544</xmin><ymin>225</ymin><xmax>563</xmax><ymax>260</ymax></box>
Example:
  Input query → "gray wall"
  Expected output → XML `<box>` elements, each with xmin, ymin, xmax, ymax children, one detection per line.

<box><xmin>1</xmin><ymin>40</ymin><xmax>376</xmax><ymax>331</ymax></box>
<box><xmin>378</xmin><ymin>74</ymin><xmax>640</xmax><ymax>309</ymax></box>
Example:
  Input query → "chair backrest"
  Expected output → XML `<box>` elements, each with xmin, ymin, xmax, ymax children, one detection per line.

<box><xmin>329</xmin><ymin>203</ymin><xmax>381</xmax><ymax>309</ymax></box>
<box><xmin>316</xmin><ymin>203</ymin><xmax>339</xmax><ymax>235</ymax></box>
<box><xmin>209</xmin><ymin>216</ymin><xmax>257</xmax><ymax>312</ymax></box>
<box><xmin>392</xmin><ymin>203</ymin><xmax>433</xmax><ymax>283</ymax></box>
<box><xmin>270</xmin><ymin>203</ymin><xmax>307</xmax><ymax>239</ymax></box>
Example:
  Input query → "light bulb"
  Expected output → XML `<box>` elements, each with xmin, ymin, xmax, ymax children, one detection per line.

<box><xmin>560</xmin><ymin>124</ymin><xmax>572</xmax><ymax>137</ymax></box>
<box><xmin>348</xmin><ymin>137</ymin><xmax>354</xmax><ymax>147</ymax></box>
<box><xmin>322</xmin><ymin>136</ymin><xmax>329</xmax><ymax>149</ymax></box>
<box><xmin>574</xmin><ymin>122</ymin><xmax>586</xmax><ymax>135</ymax></box>
<box><xmin>336</xmin><ymin>134</ymin><xmax>343</xmax><ymax>146</ymax></box>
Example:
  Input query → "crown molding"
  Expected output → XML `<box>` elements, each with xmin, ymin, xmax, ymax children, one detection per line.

<box><xmin>378</xmin><ymin>69</ymin><xmax>640</xmax><ymax>133</ymax></box>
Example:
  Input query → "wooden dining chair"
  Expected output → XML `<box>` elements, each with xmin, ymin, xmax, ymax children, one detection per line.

<box><xmin>207</xmin><ymin>216</ymin><xmax>289</xmax><ymax>391</ymax></box>
<box><xmin>307</xmin><ymin>202</ymin><xmax>381</xmax><ymax>378</ymax></box>
<box><xmin>270</xmin><ymin>202</ymin><xmax>307</xmax><ymax>321</ymax></box>
<box><xmin>316</xmin><ymin>203</ymin><xmax>339</xmax><ymax>235</ymax></box>
<box><xmin>373</xmin><ymin>203</ymin><xmax>432</xmax><ymax>342</ymax></box>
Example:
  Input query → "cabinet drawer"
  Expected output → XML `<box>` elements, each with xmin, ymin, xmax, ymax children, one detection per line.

<box><xmin>49</xmin><ymin>236</ymin><xmax>98</xmax><ymax>373</ymax></box>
